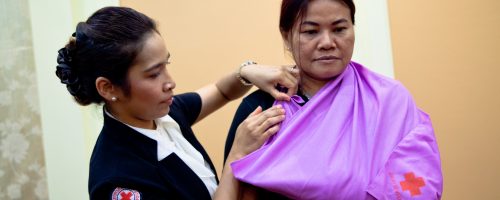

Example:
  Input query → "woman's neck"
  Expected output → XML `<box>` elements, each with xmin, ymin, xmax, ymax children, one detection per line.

<box><xmin>300</xmin><ymin>75</ymin><xmax>329</xmax><ymax>98</ymax></box>
<box><xmin>105</xmin><ymin>105</ymin><xmax>156</xmax><ymax>130</ymax></box>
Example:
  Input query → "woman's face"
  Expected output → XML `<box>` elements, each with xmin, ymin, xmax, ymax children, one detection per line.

<box><xmin>114</xmin><ymin>32</ymin><xmax>176</xmax><ymax>128</ymax></box>
<box><xmin>285</xmin><ymin>0</ymin><xmax>354</xmax><ymax>85</ymax></box>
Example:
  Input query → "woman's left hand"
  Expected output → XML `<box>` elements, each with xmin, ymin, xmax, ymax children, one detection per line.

<box><xmin>241</xmin><ymin>64</ymin><xmax>299</xmax><ymax>101</ymax></box>
<box><xmin>216</xmin><ymin>105</ymin><xmax>284</xmax><ymax>200</ymax></box>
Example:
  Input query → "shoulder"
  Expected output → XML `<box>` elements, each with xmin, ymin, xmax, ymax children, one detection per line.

<box><xmin>89</xmin><ymin>139</ymin><xmax>134</xmax><ymax>189</ymax></box>
<box><xmin>89</xmin><ymin>127</ymin><xmax>157</xmax><ymax>192</ymax></box>
<box><xmin>171</xmin><ymin>92</ymin><xmax>202</xmax><ymax>111</ymax></box>
<box><xmin>351</xmin><ymin>62</ymin><xmax>424</xmax><ymax>126</ymax></box>
<box><xmin>89</xmin><ymin>159</ymin><xmax>167</xmax><ymax>199</ymax></box>
<box><xmin>169</xmin><ymin>92</ymin><xmax>202</xmax><ymax>125</ymax></box>
<box><xmin>351</xmin><ymin>61</ymin><xmax>414</xmax><ymax>100</ymax></box>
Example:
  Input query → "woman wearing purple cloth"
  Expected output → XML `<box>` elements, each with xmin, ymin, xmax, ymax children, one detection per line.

<box><xmin>224</xmin><ymin>0</ymin><xmax>443</xmax><ymax>199</ymax></box>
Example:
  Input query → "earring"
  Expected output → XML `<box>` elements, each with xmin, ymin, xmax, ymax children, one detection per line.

<box><xmin>111</xmin><ymin>97</ymin><xmax>117</xmax><ymax>102</ymax></box>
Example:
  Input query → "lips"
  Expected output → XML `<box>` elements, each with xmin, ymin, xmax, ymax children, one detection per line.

<box><xmin>313</xmin><ymin>55</ymin><xmax>340</xmax><ymax>61</ymax></box>
<box><xmin>162</xmin><ymin>96</ymin><xmax>174</xmax><ymax>105</ymax></box>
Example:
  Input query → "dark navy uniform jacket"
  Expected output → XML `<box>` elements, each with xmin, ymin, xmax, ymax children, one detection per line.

<box><xmin>89</xmin><ymin>93</ymin><xmax>218</xmax><ymax>200</ymax></box>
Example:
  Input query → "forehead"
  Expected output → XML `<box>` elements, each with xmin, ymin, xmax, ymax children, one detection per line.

<box><xmin>134</xmin><ymin>33</ymin><xmax>167</xmax><ymax>63</ymax></box>
<box><xmin>301</xmin><ymin>0</ymin><xmax>351</xmax><ymax>23</ymax></box>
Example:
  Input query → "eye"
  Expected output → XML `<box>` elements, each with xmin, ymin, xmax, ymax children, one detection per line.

<box><xmin>149</xmin><ymin>72</ymin><xmax>161</xmax><ymax>78</ymax></box>
<box><xmin>333</xmin><ymin>27</ymin><xmax>347</xmax><ymax>33</ymax></box>
<box><xmin>301</xmin><ymin>30</ymin><xmax>318</xmax><ymax>35</ymax></box>
<box><xmin>148</xmin><ymin>67</ymin><xmax>165</xmax><ymax>79</ymax></box>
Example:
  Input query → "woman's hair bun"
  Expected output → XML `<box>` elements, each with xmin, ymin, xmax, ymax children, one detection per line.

<box><xmin>55</xmin><ymin>46</ymin><xmax>81</xmax><ymax>96</ymax></box>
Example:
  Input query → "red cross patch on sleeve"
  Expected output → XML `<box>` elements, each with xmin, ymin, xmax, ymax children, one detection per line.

<box><xmin>112</xmin><ymin>187</ymin><xmax>141</xmax><ymax>200</ymax></box>
<box><xmin>400</xmin><ymin>172</ymin><xmax>426</xmax><ymax>197</ymax></box>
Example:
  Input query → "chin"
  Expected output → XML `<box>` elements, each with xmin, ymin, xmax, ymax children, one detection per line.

<box><xmin>327</xmin><ymin>66</ymin><xmax>348</xmax><ymax>77</ymax></box>
<box><xmin>155</xmin><ymin>108</ymin><xmax>170</xmax><ymax>119</ymax></box>
<box><xmin>317</xmin><ymin>70</ymin><xmax>344</xmax><ymax>80</ymax></box>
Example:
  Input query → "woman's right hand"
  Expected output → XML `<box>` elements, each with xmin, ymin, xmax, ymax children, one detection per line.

<box><xmin>228</xmin><ymin>105</ymin><xmax>285</xmax><ymax>161</ymax></box>
<box><xmin>241</xmin><ymin>64</ymin><xmax>299</xmax><ymax>101</ymax></box>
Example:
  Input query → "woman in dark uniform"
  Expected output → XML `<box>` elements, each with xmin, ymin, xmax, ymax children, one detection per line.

<box><xmin>55</xmin><ymin>7</ymin><xmax>298</xmax><ymax>200</ymax></box>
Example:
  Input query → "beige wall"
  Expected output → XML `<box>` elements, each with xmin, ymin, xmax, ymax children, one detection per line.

<box><xmin>388</xmin><ymin>1</ymin><xmax>500</xmax><ymax>199</ymax></box>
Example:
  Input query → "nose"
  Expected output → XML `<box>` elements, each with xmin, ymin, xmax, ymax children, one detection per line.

<box><xmin>163</xmin><ymin>81</ymin><xmax>176</xmax><ymax>92</ymax></box>
<box><xmin>163</xmin><ymin>72</ymin><xmax>176</xmax><ymax>92</ymax></box>
<box><xmin>318</xmin><ymin>31</ymin><xmax>335</xmax><ymax>50</ymax></box>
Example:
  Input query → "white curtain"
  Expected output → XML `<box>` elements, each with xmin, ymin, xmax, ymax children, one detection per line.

<box><xmin>0</xmin><ymin>0</ymin><xmax>49</xmax><ymax>199</ymax></box>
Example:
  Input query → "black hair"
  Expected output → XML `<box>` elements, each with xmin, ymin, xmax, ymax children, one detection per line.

<box><xmin>55</xmin><ymin>6</ymin><xmax>159</xmax><ymax>106</ymax></box>
<box><xmin>279</xmin><ymin>0</ymin><xmax>355</xmax><ymax>35</ymax></box>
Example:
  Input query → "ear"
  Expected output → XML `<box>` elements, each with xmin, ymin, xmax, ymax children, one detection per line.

<box><xmin>96</xmin><ymin>77</ymin><xmax>119</xmax><ymax>102</ymax></box>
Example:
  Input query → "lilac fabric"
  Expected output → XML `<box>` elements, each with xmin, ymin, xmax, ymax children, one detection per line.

<box><xmin>231</xmin><ymin>62</ymin><xmax>443</xmax><ymax>199</ymax></box>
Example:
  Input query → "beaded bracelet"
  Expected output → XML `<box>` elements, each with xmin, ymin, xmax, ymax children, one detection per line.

<box><xmin>236</xmin><ymin>60</ymin><xmax>256</xmax><ymax>86</ymax></box>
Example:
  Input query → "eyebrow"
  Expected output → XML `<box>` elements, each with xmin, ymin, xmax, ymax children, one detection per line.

<box><xmin>143</xmin><ymin>53</ymin><xmax>171</xmax><ymax>73</ymax></box>
<box><xmin>301</xmin><ymin>18</ymin><xmax>349</xmax><ymax>26</ymax></box>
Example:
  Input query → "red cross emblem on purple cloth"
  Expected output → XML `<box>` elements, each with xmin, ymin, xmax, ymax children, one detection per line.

<box><xmin>400</xmin><ymin>172</ymin><xmax>426</xmax><ymax>196</ymax></box>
